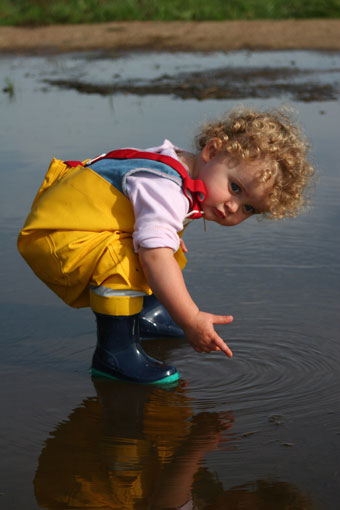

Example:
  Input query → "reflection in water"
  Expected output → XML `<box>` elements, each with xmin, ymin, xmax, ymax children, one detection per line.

<box><xmin>2</xmin><ymin>51</ymin><xmax>340</xmax><ymax>508</ymax></box>
<box><xmin>34</xmin><ymin>379</ymin><xmax>316</xmax><ymax>509</ymax></box>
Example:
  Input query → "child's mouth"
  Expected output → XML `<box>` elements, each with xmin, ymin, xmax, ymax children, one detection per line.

<box><xmin>214</xmin><ymin>208</ymin><xmax>225</xmax><ymax>219</ymax></box>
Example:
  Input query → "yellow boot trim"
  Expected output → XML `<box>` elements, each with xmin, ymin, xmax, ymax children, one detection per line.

<box><xmin>90</xmin><ymin>292</ymin><xmax>143</xmax><ymax>316</ymax></box>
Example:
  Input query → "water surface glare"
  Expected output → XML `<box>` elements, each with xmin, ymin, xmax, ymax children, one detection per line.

<box><xmin>1</xmin><ymin>50</ymin><xmax>340</xmax><ymax>509</ymax></box>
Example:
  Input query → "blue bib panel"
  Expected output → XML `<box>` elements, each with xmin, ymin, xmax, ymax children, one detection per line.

<box><xmin>88</xmin><ymin>157</ymin><xmax>183</xmax><ymax>195</ymax></box>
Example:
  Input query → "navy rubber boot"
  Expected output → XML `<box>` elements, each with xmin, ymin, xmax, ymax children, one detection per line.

<box><xmin>139</xmin><ymin>295</ymin><xmax>184</xmax><ymax>339</ymax></box>
<box><xmin>91</xmin><ymin>312</ymin><xmax>179</xmax><ymax>385</ymax></box>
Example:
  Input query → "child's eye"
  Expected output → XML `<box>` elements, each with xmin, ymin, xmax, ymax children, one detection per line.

<box><xmin>244</xmin><ymin>204</ymin><xmax>255</xmax><ymax>214</ymax></box>
<box><xmin>231</xmin><ymin>182</ymin><xmax>241</xmax><ymax>193</ymax></box>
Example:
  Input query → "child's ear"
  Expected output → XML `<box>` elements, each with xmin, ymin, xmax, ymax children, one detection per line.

<box><xmin>202</xmin><ymin>138</ymin><xmax>223</xmax><ymax>162</ymax></box>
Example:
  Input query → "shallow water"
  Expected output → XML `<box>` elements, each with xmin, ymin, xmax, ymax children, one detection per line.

<box><xmin>1</xmin><ymin>50</ymin><xmax>340</xmax><ymax>509</ymax></box>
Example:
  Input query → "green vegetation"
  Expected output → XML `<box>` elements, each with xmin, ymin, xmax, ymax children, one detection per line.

<box><xmin>1</xmin><ymin>0</ymin><xmax>340</xmax><ymax>26</ymax></box>
<box><xmin>3</xmin><ymin>77</ymin><xmax>15</xmax><ymax>99</ymax></box>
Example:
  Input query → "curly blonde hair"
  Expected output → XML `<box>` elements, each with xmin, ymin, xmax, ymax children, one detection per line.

<box><xmin>195</xmin><ymin>107</ymin><xmax>314</xmax><ymax>219</ymax></box>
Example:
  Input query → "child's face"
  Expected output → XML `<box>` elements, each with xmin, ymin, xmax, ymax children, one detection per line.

<box><xmin>197</xmin><ymin>141</ymin><xmax>273</xmax><ymax>226</ymax></box>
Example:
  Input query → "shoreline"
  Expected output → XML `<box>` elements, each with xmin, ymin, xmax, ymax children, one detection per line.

<box><xmin>1</xmin><ymin>20</ymin><xmax>340</xmax><ymax>54</ymax></box>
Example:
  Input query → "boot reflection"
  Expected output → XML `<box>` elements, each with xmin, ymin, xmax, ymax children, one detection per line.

<box><xmin>34</xmin><ymin>378</ymin><xmax>233</xmax><ymax>509</ymax></box>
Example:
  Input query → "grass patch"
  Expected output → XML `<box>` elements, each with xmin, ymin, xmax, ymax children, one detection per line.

<box><xmin>3</xmin><ymin>77</ymin><xmax>15</xmax><ymax>99</ymax></box>
<box><xmin>1</xmin><ymin>0</ymin><xmax>340</xmax><ymax>26</ymax></box>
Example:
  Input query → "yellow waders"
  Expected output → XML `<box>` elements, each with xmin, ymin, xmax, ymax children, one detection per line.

<box><xmin>18</xmin><ymin>158</ymin><xmax>187</xmax><ymax>316</ymax></box>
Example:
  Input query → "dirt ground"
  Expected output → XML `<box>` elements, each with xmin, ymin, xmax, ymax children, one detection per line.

<box><xmin>1</xmin><ymin>19</ymin><xmax>340</xmax><ymax>54</ymax></box>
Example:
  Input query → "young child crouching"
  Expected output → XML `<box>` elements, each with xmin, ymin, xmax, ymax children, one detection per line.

<box><xmin>18</xmin><ymin>107</ymin><xmax>314</xmax><ymax>385</ymax></box>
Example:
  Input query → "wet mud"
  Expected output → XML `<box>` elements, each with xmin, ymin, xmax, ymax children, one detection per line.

<box><xmin>2</xmin><ymin>20</ymin><xmax>340</xmax><ymax>54</ymax></box>
<box><xmin>45</xmin><ymin>63</ymin><xmax>340</xmax><ymax>102</ymax></box>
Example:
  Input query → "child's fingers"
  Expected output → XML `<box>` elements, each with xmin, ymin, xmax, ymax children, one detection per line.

<box><xmin>214</xmin><ymin>336</ymin><xmax>233</xmax><ymax>358</ymax></box>
<box><xmin>179</xmin><ymin>238</ymin><xmax>188</xmax><ymax>253</ymax></box>
<box><xmin>212</xmin><ymin>315</ymin><xmax>233</xmax><ymax>356</ymax></box>
<box><xmin>212</xmin><ymin>314</ymin><xmax>233</xmax><ymax>325</ymax></box>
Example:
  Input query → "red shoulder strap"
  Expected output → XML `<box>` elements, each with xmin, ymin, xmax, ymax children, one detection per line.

<box><xmin>64</xmin><ymin>160</ymin><xmax>84</xmax><ymax>167</ymax></box>
<box><xmin>66</xmin><ymin>149</ymin><xmax>207</xmax><ymax>218</ymax></box>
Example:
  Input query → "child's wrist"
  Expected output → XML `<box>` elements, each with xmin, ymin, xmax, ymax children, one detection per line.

<box><xmin>176</xmin><ymin>306</ymin><xmax>200</xmax><ymax>330</ymax></box>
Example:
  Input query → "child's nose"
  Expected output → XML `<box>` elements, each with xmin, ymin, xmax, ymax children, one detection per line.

<box><xmin>226</xmin><ymin>198</ymin><xmax>239</xmax><ymax>214</ymax></box>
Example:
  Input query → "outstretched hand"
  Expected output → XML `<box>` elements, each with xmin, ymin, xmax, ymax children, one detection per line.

<box><xmin>183</xmin><ymin>311</ymin><xmax>233</xmax><ymax>357</ymax></box>
<box><xmin>138</xmin><ymin>247</ymin><xmax>233</xmax><ymax>358</ymax></box>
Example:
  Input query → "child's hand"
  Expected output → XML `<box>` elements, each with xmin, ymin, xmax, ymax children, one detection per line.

<box><xmin>138</xmin><ymin>247</ymin><xmax>233</xmax><ymax>358</ymax></box>
<box><xmin>179</xmin><ymin>238</ymin><xmax>188</xmax><ymax>253</ymax></box>
<box><xmin>183</xmin><ymin>311</ymin><xmax>233</xmax><ymax>357</ymax></box>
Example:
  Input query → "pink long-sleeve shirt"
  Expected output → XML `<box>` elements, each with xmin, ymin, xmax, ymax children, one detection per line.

<box><xmin>126</xmin><ymin>140</ymin><xmax>191</xmax><ymax>253</ymax></box>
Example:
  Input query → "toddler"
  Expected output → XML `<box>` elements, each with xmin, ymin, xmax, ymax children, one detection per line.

<box><xmin>18</xmin><ymin>107</ymin><xmax>314</xmax><ymax>385</ymax></box>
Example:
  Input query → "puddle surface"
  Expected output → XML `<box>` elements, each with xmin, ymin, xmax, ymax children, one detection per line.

<box><xmin>1</xmin><ymin>50</ymin><xmax>340</xmax><ymax>509</ymax></box>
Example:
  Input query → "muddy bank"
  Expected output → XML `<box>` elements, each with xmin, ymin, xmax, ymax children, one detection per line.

<box><xmin>1</xmin><ymin>19</ymin><xmax>340</xmax><ymax>54</ymax></box>
<box><xmin>46</xmin><ymin>63</ymin><xmax>340</xmax><ymax>102</ymax></box>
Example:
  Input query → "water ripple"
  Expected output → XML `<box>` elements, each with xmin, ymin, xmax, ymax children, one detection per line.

<box><xmin>179</xmin><ymin>327</ymin><xmax>340</xmax><ymax>425</ymax></box>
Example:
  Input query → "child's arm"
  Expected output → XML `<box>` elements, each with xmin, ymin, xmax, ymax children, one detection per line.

<box><xmin>139</xmin><ymin>247</ymin><xmax>233</xmax><ymax>357</ymax></box>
